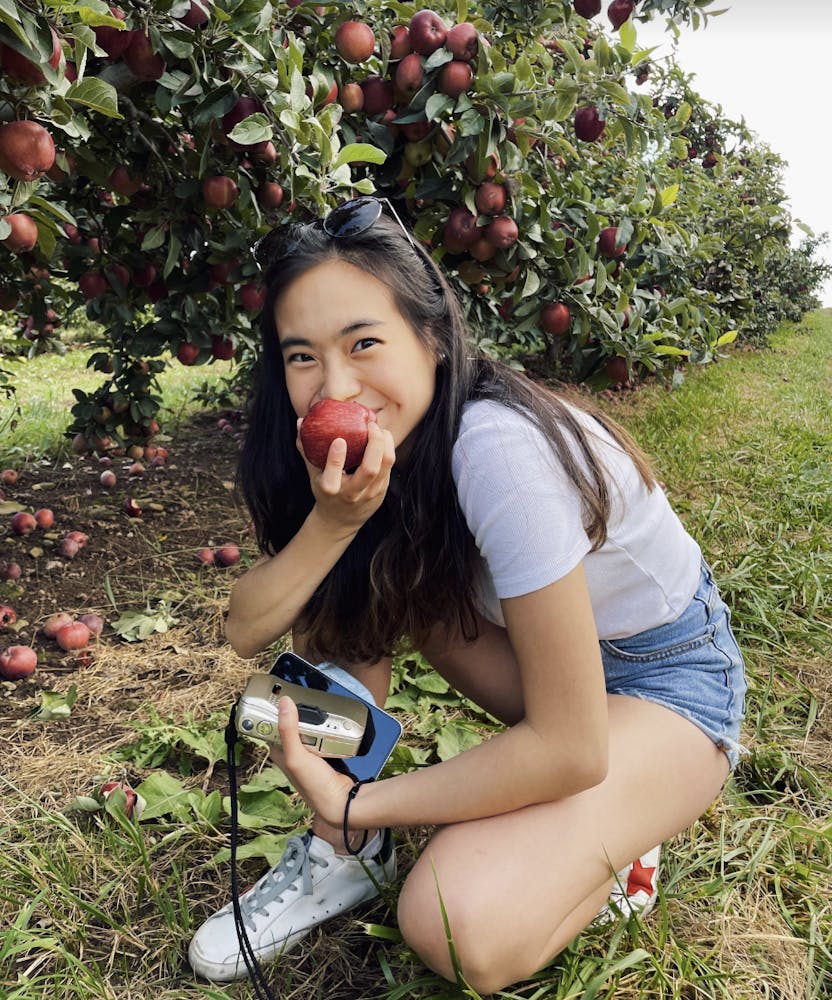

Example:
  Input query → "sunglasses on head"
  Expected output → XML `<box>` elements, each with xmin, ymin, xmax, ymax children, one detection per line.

<box><xmin>251</xmin><ymin>195</ymin><xmax>416</xmax><ymax>272</ymax></box>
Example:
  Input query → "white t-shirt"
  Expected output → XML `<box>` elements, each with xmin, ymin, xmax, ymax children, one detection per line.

<box><xmin>451</xmin><ymin>399</ymin><xmax>701</xmax><ymax>639</ymax></box>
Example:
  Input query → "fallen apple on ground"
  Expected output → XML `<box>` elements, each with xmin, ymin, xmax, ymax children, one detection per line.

<box><xmin>56</xmin><ymin>621</ymin><xmax>91</xmax><ymax>651</ymax></box>
<box><xmin>0</xmin><ymin>644</ymin><xmax>37</xmax><ymax>679</ymax></box>
<box><xmin>299</xmin><ymin>399</ymin><xmax>378</xmax><ymax>471</ymax></box>
<box><xmin>0</xmin><ymin>604</ymin><xmax>17</xmax><ymax>627</ymax></box>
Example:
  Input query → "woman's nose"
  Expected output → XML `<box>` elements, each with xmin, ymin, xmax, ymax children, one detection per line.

<box><xmin>319</xmin><ymin>359</ymin><xmax>361</xmax><ymax>401</ymax></box>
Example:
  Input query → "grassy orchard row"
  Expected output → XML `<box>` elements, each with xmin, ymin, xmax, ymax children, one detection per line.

<box><xmin>0</xmin><ymin>0</ymin><xmax>826</xmax><ymax>454</ymax></box>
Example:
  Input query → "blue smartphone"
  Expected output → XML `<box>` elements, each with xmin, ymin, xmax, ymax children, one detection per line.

<box><xmin>269</xmin><ymin>651</ymin><xmax>402</xmax><ymax>782</ymax></box>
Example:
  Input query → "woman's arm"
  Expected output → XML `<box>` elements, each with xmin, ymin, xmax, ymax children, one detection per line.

<box><xmin>227</xmin><ymin>423</ymin><xmax>395</xmax><ymax>658</ymax></box>
<box><xmin>277</xmin><ymin>562</ymin><xmax>610</xmax><ymax>828</ymax></box>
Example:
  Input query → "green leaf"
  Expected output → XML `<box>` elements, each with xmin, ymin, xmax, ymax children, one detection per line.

<box><xmin>716</xmin><ymin>329</ymin><xmax>738</xmax><ymax>345</ymax></box>
<box><xmin>31</xmin><ymin>685</ymin><xmax>77</xmax><ymax>721</ymax></box>
<box><xmin>111</xmin><ymin>603</ymin><xmax>179</xmax><ymax>642</ymax></box>
<box><xmin>227</xmin><ymin>113</ymin><xmax>272</xmax><ymax>146</ymax></box>
<box><xmin>135</xmin><ymin>771</ymin><xmax>191</xmax><ymax>821</ymax></box>
<box><xmin>660</xmin><ymin>184</ymin><xmax>679</xmax><ymax>207</ymax></box>
<box><xmin>435</xmin><ymin>721</ymin><xmax>482</xmax><ymax>761</ymax></box>
<box><xmin>425</xmin><ymin>93</ymin><xmax>454</xmax><ymax>121</ymax></box>
<box><xmin>332</xmin><ymin>143</ymin><xmax>387</xmax><ymax>169</ymax></box>
<box><xmin>619</xmin><ymin>19</ymin><xmax>637</xmax><ymax>52</ymax></box>
<box><xmin>65</xmin><ymin>78</ymin><xmax>123</xmax><ymax>119</ymax></box>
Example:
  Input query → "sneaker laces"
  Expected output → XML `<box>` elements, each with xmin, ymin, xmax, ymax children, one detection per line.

<box><xmin>239</xmin><ymin>834</ymin><xmax>329</xmax><ymax>932</ymax></box>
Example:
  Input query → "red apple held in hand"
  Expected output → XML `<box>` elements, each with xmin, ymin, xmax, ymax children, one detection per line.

<box><xmin>540</xmin><ymin>303</ymin><xmax>571</xmax><ymax>336</ymax></box>
<box><xmin>11</xmin><ymin>512</ymin><xmax>37</xmax><ymax>536</ymax></box>
<box><xmin>299</xmin><ymin>399</ymin><xmax>378</xmax><ymax>471</ymax></box>
<box><xmin>0</xmin><ymin>604</ymin><xmax>17</xmax><ymax>628</ymax></box>
<box><xmin>408</xmin><ymin>9</ymin><xmax>447</xmax><ymax>56</ymax></box>
<box><xmin>335</xmin><ymin>21</ymin><xmax>376</xmax><ymax>63</ymax></box>
<box><xmin>214</xmin><ymin>543</ymin><xmax>241</xmax><ymax>567</ymax></box>
<box><xmin>0</xmin><ymin>121</ymin><xmax>56</xmax><ymax>183</ymax></box>
<box><xmin>446</xmin><ymin>22</ymin><xmax>479</xmax><ymax>61</ymax></box>
<box><xmin>0</xmin><ymin>645</ymin><xmax>37</xmax><ymax>680</ymax></box>
<box><xmin>34</xmin><ymin>508</ymin><xmax>54</xmax><ymax>529</ymax></box>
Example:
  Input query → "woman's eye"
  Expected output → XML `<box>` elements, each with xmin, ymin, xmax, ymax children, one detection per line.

<box><xmin>287</xmin><ymin>352</ymin><xmax>314</xmax><ymax>364</ymax></box>
<box><xmin>353</xmin><ymin>337</ymin><xmax>378</xmax><ymax>352</ymax></box>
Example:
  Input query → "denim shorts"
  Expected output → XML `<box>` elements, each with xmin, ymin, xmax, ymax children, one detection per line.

<box><xmin>601</xmin><ymin>559</ymin><xmax>748</xmax><ymax>770</ymax></box>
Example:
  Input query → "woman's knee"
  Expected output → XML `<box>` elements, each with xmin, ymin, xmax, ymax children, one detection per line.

<box><xmin>397</xmin><ymin>863</ymin><xmax>523</xmax><ymax>995</ymax></box>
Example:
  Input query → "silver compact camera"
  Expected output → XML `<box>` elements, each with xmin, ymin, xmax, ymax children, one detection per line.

<box><xmin>236</xmin><ymin>672</ymin><xmax>368</xmax><ymax>758</ymax></box>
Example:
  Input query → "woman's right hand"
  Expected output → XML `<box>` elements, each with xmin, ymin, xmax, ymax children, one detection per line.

<box><xmin>298</xmin><ymin>420</ymin><xmax>396</xmax><ymax>537</ymax></box>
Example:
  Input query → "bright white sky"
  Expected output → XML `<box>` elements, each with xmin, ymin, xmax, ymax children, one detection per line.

<box><xmin>634</xmin><ymin>3</ymin><xmax>832</xmax><ymax>306</ymax></box>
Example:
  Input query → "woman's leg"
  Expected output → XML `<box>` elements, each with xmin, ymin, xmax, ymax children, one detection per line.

<box><xmin>397</xmin><ymin>694</ymin><xmax>730</xmax><ymax>995</ymax></box>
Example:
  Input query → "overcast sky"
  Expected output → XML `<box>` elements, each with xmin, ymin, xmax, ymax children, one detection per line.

<box><xmin>634</xmin><ymin>3</ymin><xmax>832</xmax><ymax>306</ymax></box>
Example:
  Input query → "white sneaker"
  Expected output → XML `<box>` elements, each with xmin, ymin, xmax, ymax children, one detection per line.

<box><xmin>188</xmin><ymin>828</ymin><xmax>396</xmax><ymax>982</ymax></box>
<box><xmin>593</xmin><ymin>844</ymin><xmax>661</xmax><ymax>926</ymax></box>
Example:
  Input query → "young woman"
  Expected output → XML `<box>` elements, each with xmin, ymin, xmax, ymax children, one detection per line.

<box><xmin>188</xmin><ymin>198</ymin><xmax>747</xmax><ymax>994</ymax></box>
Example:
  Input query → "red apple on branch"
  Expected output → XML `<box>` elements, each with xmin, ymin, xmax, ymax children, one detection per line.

<box><xmin>1</xmin><ymin>215</ymin><xmax>38</xmax><ymax>253</ymax></box>
<box><xmin>335</xmin><ymin>21</ymin><xmax>376</xmax><ymax>63</ymax></box>
<box><xmin>0</xmin><ymin>121</ymin><xmax>56</xmax><ymax>182</ymax></box>
<box><xmin>574</xmin><ymin>105</ymin><xmax>605</xmax><ymax>142</ymax></box>
<box><xmin>540</xmin><ymin>303</ymin><xmax>571</xmax><ymax>336</ymax></box>
<box><xmin>408</xmin><ymin>9</ymin><xmax>447</xmax><ymax>56</ymax></box>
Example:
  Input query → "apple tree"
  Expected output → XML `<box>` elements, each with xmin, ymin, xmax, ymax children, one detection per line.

<box><xmin>0</xmin><ymin>0</ymin><xmax>827</xmax><ymax>452</ymax></box>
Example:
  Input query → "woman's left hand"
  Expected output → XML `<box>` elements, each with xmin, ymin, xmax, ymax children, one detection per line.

<box><xmin>275</xmin><ymin>696</ymin><xmax>356</xmax><ymax>828</ymax></box>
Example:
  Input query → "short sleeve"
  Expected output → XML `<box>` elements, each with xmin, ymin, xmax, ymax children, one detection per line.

<box><xmin>451</xmin><ymin>400</ymin><xmax>592</xmax><ymax>599</ymax></box>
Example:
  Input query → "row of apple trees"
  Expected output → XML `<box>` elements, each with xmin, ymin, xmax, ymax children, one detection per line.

<box><xmin>0</xmin><ymin>0</ymin><xmax>827</xmax><ymax>450</ymax></box>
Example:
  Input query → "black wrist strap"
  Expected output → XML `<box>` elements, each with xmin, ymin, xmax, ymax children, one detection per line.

<box><xmin>225</xmin><ymin>702</ymin><xmax>278</xmax><ymax>1000</ymax></box>
<box><xmin>342</xmin><ymin>778</ymin><xmax>372</xmax><ymax>856</ymax></box>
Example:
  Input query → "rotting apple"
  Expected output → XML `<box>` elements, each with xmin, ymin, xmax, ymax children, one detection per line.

<box><xmin>0</xmin><ymin>561</ymin><xmax>22</xmax><ymax>581</ymax></box>
<box><xmin>59</xmin><ymin>537</ymin><xmax>79</xmax><ymax>559</ymax></box>
<box><xmin>66</xmin><ymin>530</ymin><xmax>88</xmax><ymax>548</ymax></box>
<box><xmin>215</xmin><ymin>544</ymin><xmax>241</xmax><ymax>567</ymax></box>
<box><xmin>100</xmin><ymin>780</ymin><xmax>143</xmax><ymax>819</ymax></box>
<box><xmin>1</xmin><ymin>468</ymin><xmax>17</xmax><ymax>486</ymax></box>
<box><xmin>123</xmin><ymin>497</ymin><xmax>142</xmax><ymax>518</ymax></box>
<box><xmin>78</xmin><ymin>613</ymin><xmax>104</xmax><ymax>637</ymax></box>
<box><xmin>0</xmin><ymin>605</ymin><xmax>16</xmax><ymax>628</ymax></box>
<box><xmin>299</xmin><ymin>399</ymin><xmax>378</xmax><ymax>471</ymax></box>
<box><xmin>11</xmin><ymin>512</ymin><xmax>37</xmax><ymax>536</ymax></box>
<box><xmin>195</xmin><ymin>547</ymin><xmax>215</xmax><ymax>566</ymax></box>
<box><xmin>0</xmin><ymin>645</ymin><xmax>36</xmax><ymax>680</ymax></box>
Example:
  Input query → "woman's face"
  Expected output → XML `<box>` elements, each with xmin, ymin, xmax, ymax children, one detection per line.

<box><xmin>274</xmin><ymin>258</ymin><xmax>439</xmax><ymax>454</ymax></box>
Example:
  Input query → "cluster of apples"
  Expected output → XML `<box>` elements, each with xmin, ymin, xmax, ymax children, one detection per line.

<box><xmin>42</xmin><ymin>610</ymin><xmax>103</xmax><ymax>651</ymax></box>
<box><xmin>194</xmin><ymin>543</ymin><xmax>241</xmax><ymax>568</ymax></box>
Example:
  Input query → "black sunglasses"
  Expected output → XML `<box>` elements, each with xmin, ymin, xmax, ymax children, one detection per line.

<box><xmin>251</xmin><ymin>196</ymin><xmax>416</xmax><ymax>272</ymax></box>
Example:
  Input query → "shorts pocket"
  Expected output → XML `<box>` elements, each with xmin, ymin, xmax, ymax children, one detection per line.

<box><xmin>600</xmin><ymin>626</ymin><xmax>714</xmax><ymax>664</ymax></box>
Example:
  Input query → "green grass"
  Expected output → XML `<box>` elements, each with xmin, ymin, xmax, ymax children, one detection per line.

<box><xmin>1</xmin><ymin>313</ymin><xmax>831</xmax><ymax>999</ymax></box>
<box><xmin>0</xmin><ymin>347</ymin><xmax>230</xmax><ymax>465</ymax></box>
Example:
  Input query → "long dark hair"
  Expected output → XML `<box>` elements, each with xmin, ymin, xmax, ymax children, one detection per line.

<box><xmin>239</xmin><ymin>211</ymin><xmax>655</xmax><ymax>664</ymax></box>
